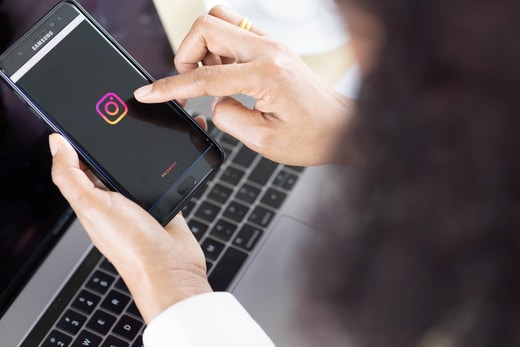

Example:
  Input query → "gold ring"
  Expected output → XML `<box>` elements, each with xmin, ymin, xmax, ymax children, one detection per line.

<box><xmin>237</xmin><ymin>17</ymin><xmax>253</xmax><ymax>31</ymax></box>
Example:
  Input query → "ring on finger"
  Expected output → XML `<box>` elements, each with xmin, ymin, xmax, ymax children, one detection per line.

<box><xmin>237</xmin><ymin>17</ymin><xmax>253</xmax><ymax>31</ymax></box>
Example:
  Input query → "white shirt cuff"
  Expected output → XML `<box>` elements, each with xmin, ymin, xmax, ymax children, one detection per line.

<box><xmin>143</xmin><ymin>292</ymin><xmax>275</xmax><ymax>347</ymax></box>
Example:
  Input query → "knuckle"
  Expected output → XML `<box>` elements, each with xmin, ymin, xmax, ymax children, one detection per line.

<box><xmin>151</xmin><ymin>78</ymin><xmax>166</xmax><ymax>92</ymax></box>
<box><xmin>77</xmin><ymin>191</ymin><xmax>112</xmax><ymax>221</ymax></box>
<box><xmin>153</xmin><ymin>76</ymin><xmax>178</xmax><ymax>97</ymax></box>
<box><xmin>259</xmin><ymin>41</ymin><xmax>294</xmax><ymax>77</ymax></box>
<box><xmin>194</xmin><ymin>13</ymin><xmax>217</xmax><ymax>30</ymax></box>
<box><xmin>208</xmin><ymin>4</ymin><xmax>228</xmax><ymax>18</ymax></box>
<box><xmin>163</xmin><ymin>76</ymin><xmax>178</xmax><ymax>92</ymax></box>
<box><xmin>173</xmin><ymin>53</ymin><xmax>183</xmax><ymax>69</ymax></box>
<box><xmin>248</xmin><ymin>126</ymin><xmax>276</xmax><ymax>152</ymax></box>
<box><xmin>192</xmin><ymin>66</ymin><xmax>221</xmax><ymax>94</ymax></box>
<box><xmin>50</xmin><ymin>167</ymin><xmax>64</xmax><ymax>186</ymax></box>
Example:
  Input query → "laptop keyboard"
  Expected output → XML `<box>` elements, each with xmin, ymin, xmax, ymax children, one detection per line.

<box><xmin>25</xmin><ymin>122</ymin><xmax>304</xmax><ymax>347</ymax></box>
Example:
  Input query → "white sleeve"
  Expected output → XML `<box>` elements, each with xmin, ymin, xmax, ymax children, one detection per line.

<box><xmin>143</xmin><ymin>292</ymin><xmax>276</xmax><ymax>347</ymax></box>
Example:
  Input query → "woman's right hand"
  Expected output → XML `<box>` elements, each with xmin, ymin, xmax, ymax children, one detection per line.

<box><xmin>135</xmin><ymin>5</ymin><xmax>352</xmax><ymax>166</ymax></box>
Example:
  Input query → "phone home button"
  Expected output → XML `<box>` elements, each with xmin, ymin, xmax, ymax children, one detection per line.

<box><xmin>177</xmin><ymin>176</ymin><xmax>197</xmax><ymax>196</ymax></box>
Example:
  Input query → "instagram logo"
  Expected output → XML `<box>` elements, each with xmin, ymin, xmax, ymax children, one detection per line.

<box><xmin>95</xmin><ymin>92</ymin><xmax>128</xmax><ymax>125</ymax></box>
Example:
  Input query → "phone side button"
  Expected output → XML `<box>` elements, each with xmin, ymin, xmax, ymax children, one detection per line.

<box><xmin>177</xmin><ymin>176</ymin><xmax>197</xmax><ymax>196</ymax></box>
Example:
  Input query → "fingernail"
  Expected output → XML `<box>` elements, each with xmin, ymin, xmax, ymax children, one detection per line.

<box><xmin>134</xmin><ymin>84</ymin><xmax>153</xmax><ymax>99</ymax></box>
<box><xmin>49</xmin><ymin>135</ymin><xmax>58</xmax><ymax>157</ymax></box>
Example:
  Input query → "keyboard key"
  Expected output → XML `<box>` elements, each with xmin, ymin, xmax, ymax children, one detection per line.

<box><xmin>273</xmin><ymin>170</ymin><xmax>299</xmax><ymax>191</ymax></box>
<box><xmin>221</xmin><ymin>145</ymin><xmax>233</xmax><ymax>159</ymax></box>
<box><xmin>201</xmin><ymin>238</ymin><xmax>225</xmax><ymax>261</ymax></box>
<box><xmin>221</xmin><ymin>166</ymin><xmax>245</xmax><ymax>186</ymax></box>
<box><xmin>114</xmin><ymin>278</ymin><xmax>129</xmax><ymax>292</ymax></box>
<box><xmin>72</xmin><ymin>330</ymin><xmax>102</xmax><ymax>347</ymax></box>
<box><xmin>260</xmin><ymin>188</ymin><xmax>287</xmax><ymax>209</ymax></box>
<box><xmin>72</xmin><ymin>290</ymin><xmax>101</xmax><ymax>315</ymax></box>
<box><xmin>101</xmin><ymin>290</ymin><xmax>131</xmax><ymax>315</ymax></box>
<box><xmin>188</xmin><ymin>220</ymin><xmax>209</xmax><ymax>240</ymax></box>
<box><xmin>132</xmin><ymin>336</ymin><xmax>144</xmax><ymax>347</ymax></box>
<box><xmin>285</xmin><ymin>165</ymin><xmax>305</xmax><ymax>172</ymax></box>
<box><xmin>223</xmin><ymin>201</ymin><xmax>249</xmax><ymax>223</ymax></box>
<box><xmin>87</xmin><ymin>310</ymin><xmax>117</xmax><ymax>335</ymax></box>
<box><xmin>248</xmin><ymin>206</ymin><xmax>275</xmax><ymax>227</ymax></box>
<box><xmin>57</xmin><ymin>309</ymin><xmax>87</xmax><ymax>335</ymax></box>
<box><xmin>182</xmin><ymin>200</ymin><xmax>196</xmax><ymax>217</ymax></box>
<box><xmin>206</xmin><ymin>260</ymin><xmax>213</xmax><ymax>272</ymax></box>
<box><xmin>42</xmin><ymin>330</ymin><xmax>73</xmax><ymax>347</ymax></box>
<box><xmin>101</xmin><ymin>335</ymin><xmax>128</xmax><ymax>347</ymax></box>
<box><xmin>194</xmin><ymin>201</ymin><xmax>221</xmax><ymax>222</ymax></box>
<box><xmin>233</xmin><ymin>224</ymin><xmax>263</xmax><ymax>251</ymax></box>
<box><xmin>207</xmin><ymin>183</ymin><xmax>233</xmax><ymax>204</ymax></box>
<box><xmin>210</xmin><ymin>219</ymin><xmax>237</xmax><ymax>241</ymax></box>
<box><xmin>220</xmin><ymin>133</ymin><xmax>239</xmax><ymax>146</ymax></box>
<box><xmin>86</xmin><ymin>271</ymin><xmax>115</xmax><ymax>295</ymax></box>
<box><xmin>126</xmin><ymin>301</ymin><xmax>141</xmax><ymax>318</ymax></box>
<box><xmin>248</xmin><ymin>158</ymin><xmax>278</xmax><ymax>185</ymax></box>
<box><xmin>100</xmin><ymin>259</ymin><xmax>118</xmax><ymax>275</ymax></box>
<box><xmin>208</xmin><ymin>248</ymin><xmax>248</xmax><ymax>291</ymax></box>
<box><xmin>235</xmin><ymin>183</ymin><xmax>261</xmax><ymax>204</ymax></box>
<box><xmin>233</xmin><ymin>146</ymin><xmax>257</xmax><ymax>168</ymax></box>
<box><xmin>113</xmin><ymin>315</ymin><xmax>144</xmax><ymax>341</ymax></box>
<box><xmin>193</xmin><ymin>183</ymin><xmax>208</xmax><ymax>199</ymax></box>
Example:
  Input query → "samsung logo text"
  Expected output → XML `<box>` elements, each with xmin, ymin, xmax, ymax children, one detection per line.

<box><xmin>32</xmin><ymin>31</ymin><xmax>54</xmax><ymax>51</ymax></box>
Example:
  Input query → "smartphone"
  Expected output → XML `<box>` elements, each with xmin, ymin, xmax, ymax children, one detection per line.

<box><xmin>0</xmin><ymin>0</ymin><xmax>224</xmax><ymax>225</ymax></box>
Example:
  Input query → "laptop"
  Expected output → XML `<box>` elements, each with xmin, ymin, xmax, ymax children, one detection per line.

<box><xmin>0</xmin><ymin>2</ymin><xmax>357</xmax><ymax>347</ymax></box>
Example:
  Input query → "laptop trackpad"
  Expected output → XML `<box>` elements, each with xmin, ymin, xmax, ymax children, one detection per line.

<box><xmin>231</xmin><ymin>216</ymin><xmax>318</xmax><ymax>346</ymax></box>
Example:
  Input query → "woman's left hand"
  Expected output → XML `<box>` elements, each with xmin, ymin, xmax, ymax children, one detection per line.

<box><xmin>49</xmin><ymin>133</ymin><xmax>212</xmax><ymax>324</ymax></box>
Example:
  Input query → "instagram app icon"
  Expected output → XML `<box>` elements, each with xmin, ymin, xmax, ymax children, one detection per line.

<box><xmin>96</xmin><ymin>92</ymin><xmax>128</xmax><ymax>125</ymax></box>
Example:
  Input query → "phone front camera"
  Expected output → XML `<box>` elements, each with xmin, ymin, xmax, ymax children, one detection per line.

<box><xmin>49</xmin><ymin>21</ymin><xmax>56</xmax><ymax>28</ymax></box>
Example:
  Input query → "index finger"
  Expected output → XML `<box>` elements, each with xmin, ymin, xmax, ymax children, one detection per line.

<box><xmin>174</xmin><ymin>9</ymin><xmax>272</xmax><ymax>73</ymax></box>
<box><xmin>134</xmin><ymin>61</ymin><xmax>268</xmax><ymax>103</ymax></box>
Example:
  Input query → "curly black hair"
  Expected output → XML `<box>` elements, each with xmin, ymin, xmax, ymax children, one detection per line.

<box><xmin>303</xmin><ymin>1</ymin><xmax>520</xmax><ymax>346</ymax></box>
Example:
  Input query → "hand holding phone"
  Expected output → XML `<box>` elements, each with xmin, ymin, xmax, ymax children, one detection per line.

<box><xmin>0</xmin><ymin>0</ymin><xmax>224</xmax><ymax>225</ymax></box>
<box><xmin>49</xmin><ymin>132</ymin><xmax>213</xmax><ymax>323</ymax></box>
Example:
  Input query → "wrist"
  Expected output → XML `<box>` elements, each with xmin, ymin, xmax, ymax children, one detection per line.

<box><xmin>312</xmin><ymin>93</ymin><xmax>353</xmax><ymax>166</ymax></box>
<box><xmin>139</xmin><ymin>273</ymin><xmax>213</xmax><ymax>324</ymax></box>
<box><xmin>118</xmin><ymin>259</ymin><xmax>213</xmax><ymax>324</ymax></box>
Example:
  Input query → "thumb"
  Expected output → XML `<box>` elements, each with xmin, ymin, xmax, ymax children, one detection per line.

<box><xmin>49</xmin><ymin>133</ymin><xmax>97</xmax><ymax>206</ymax></box>
<box><xmin>211</xmin><ymin>96</ymin><xmax>269</xmax><ymax>151</ymax></box>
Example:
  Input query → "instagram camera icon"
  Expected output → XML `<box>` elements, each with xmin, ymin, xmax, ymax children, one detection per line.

<box><xmin>96</xmin><ymin>92</ymin><xmax>128</xmax><ymax>125</ymax></box>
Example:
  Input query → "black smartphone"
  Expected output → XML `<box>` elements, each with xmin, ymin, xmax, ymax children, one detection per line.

<box><xmin>0</xmin><ymin>0</ymin><xmax>224</xmax><ymax>225</ymax></box>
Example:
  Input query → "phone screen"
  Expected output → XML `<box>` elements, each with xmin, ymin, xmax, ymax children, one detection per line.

<box><xmin>0</xmin><ymin>1</ymin><xmax>223</xmax><ymax>224</ymax></box>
